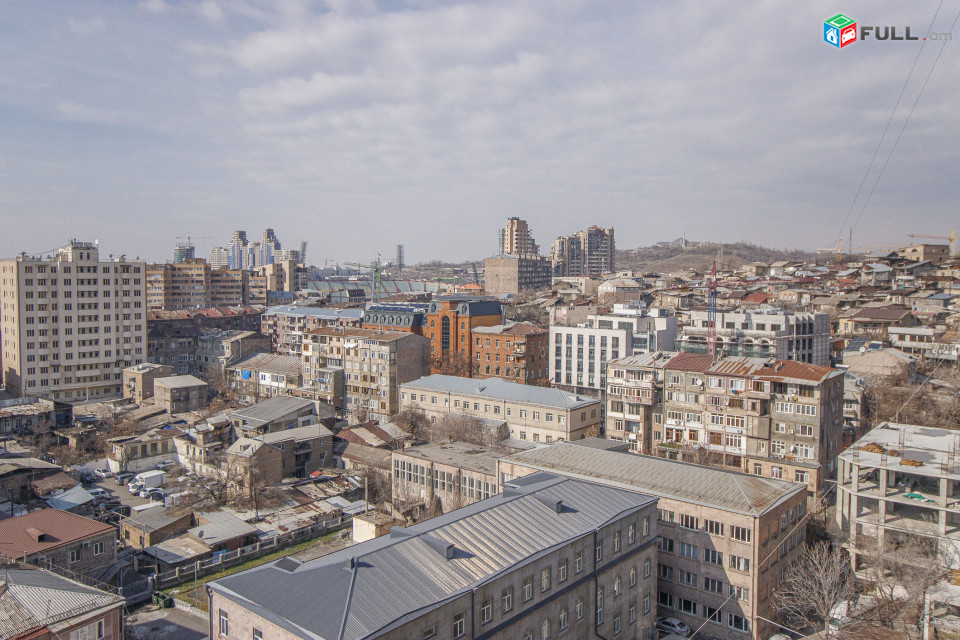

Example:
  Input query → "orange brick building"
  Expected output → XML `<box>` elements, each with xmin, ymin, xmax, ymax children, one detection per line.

<box><xmin>425</xmin><ymin>296</ymin><xmax>502</xmax><ymax>373</ymax></box>
<box><xmin>472</xmin><ymin>322</ymin><xmax>549</xmax><ymax>384</ymax></box>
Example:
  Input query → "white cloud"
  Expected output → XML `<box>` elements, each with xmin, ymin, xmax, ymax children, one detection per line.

<box><xmin>67</xmin><ymin>16</ymin><xmax>105</xmax><ymax>35</ymax></box>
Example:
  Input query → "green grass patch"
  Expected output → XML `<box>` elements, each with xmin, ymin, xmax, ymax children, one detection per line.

<box><xmin>165</xmin><ymin>531</ymin><xmax>343</xmax><ymax>609</ymax></box>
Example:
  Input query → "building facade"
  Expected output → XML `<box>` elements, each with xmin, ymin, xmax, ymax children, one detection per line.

<box><xmin>0</xmin><ymin>510</ymin><xmax>118</xmax><ymax>579</ymax></box>
<box><xmin>498</xmin><ymin>216</ymin><xmax>540</xmax><ymax>256</ymax></box>
<box><xmin>208</xmin><ymin>473</ymin><xmax>659</xmax><ymax>640</ymax></box>
<box><xmin>1</xmin><ymin>240</ymin><xmax>147</xmax><ymax>402</ymax></box>
<box><xmin>498</xmin><ymin>443</ymin><xmax>808</xmax><ymax>640</ymax></box>
<box><xmin>472</xmin><ymin>322</ymin><xmax>549</xmax><ymax>385</ymax></box>
<box><xmin>261</xmin><ymin>305</ymin><xmax>363</xmax><ymax>356</ymax></box>
<box><xmin>483</xmin><ymin>254</ymin><xmax>552</xmax><ymax>296</ymax></box>
<box><xmin>425</xmin><ymin>296</ymin><xmax>502</xmax><ymax>373</ymax></box>
<box><xmin>400</xmin><ymin>374</ymin><xmax>604</xmax><ymax>442</ymax></box>
<box><xmin>550</xmin><ymin>226</ymin><xmax>615</xmax><ymax>278</ymax></box>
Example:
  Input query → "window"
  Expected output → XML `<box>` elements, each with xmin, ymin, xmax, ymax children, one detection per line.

<box><xmin>680</xmin><ymin>542</ymin><xmax>698</xmax><ymax>560</ymax></box>
<box><xmin>657</xmin><ymin>508</ymin><xmax>674</xmax><ymax>523</ymax></box>
<box><xmin>658</xmin><ymin>537</ymin><xmax>674</xmax><ymax>553</ymax></box>
<box><xmin>523</xmin><ymin>576</ymin><xmax>534</xmax><ymax>601</ymax></box>
<box><xmin>613</xmin><ymin>613</ymin><xmax>621</xmax><ymax>634</ymax></box>
<box><xmin>93</xmin><ymin>541</ymin><xmax>104</xmax><ymax>555</ymax></box>
<box><xmin>614</xmin><ymin>531</ymin><xmax>621</xmax><ymax>552</ymax></box>
<box><xmin>728</xmin><ymin>614</ymin><xmax>749</xmax><ymax>632</ymax></box>
<box><xmin>596</xmin><ymin>586</ymin><xmax>604</xmax><ymax>624</ymax></box>
<box><xmin>730</xmin><ymin>555</ymin><xmax>750</xmax><ymax>572</ymax></box>
<box><xmin>704</xmin><ymin>548</ymin><xmax>723</xmax><ymax>565</ymax></box>
<box><xmin>680</xmin><ymin>514</ymin><xmax>699</xmax><ymax>530</ymax></box>
<box><xmin>541</xmin><ymin>619</ymin><xmax>551</xmax><ymax>640</ymax></box>
<box><xmin>575</xmin><ymin>550</ymin><xmax>583</xmax><ymax>573</ymax></box>
<box><xmin>643</xmin><ymin>560</ymin><xmax>651</xmax><ymax>578</ymax></box>
<box><xmin>796</xmin><ymin>470</ymin><xmax>809</xmax><ymax>483</ymax></box>
<box><xmin>422</xmin><ymin>625</ymin><xmax>437</xmax><ymax>639</ymax></box>
<box><xmin>219</xmin><ymin>610</ymin><xmax>229</xmax><ymax>636</ymax></box>
<box><xmin>703</xmin><ymin>577</ymin><xmax>724</xmax><ymax>594</ymax></box>
<box><xmin>558</xmin><ymin>559</ymin><xmax>568</xmax><ymax>583</ymax></box>
<box><xmin>658</xmin><ymin>564</ymin><xmax>674</xmax><ymax>581</ymax></box>
<box><xmin>541</xmin><ymin>567</ymin><xmax>551</xmax><ymax>592</ymax></box>
<box><xmin>503</xmin><ymin>586</ymin><xmax>513</xmax><ymax>612</ymax></box>
<box><xmin>679</xmin><ymin>598</ymin><xmax>697</xmax><ymax>615</ymax></box>
<box><xmin>730</xmin><ymin>585</ymin><xmax>750</xmax><ymax>601</ymax></box>
<box><xmin>482</xmin><ymin>598</ymin><xmax>492</xmax><ymax>624</ymax></box>
<box><xmin>731</xmin><ymin>526</ymin><xmax>752</xmax><ymax>543</ymax></box>
<box><xmin>253</xmin><ymin>629</ymin><xmax>263</xmax><ymax>640</ymax></box>
<box><xmin>614</xmin><ymin>575</ymin><xmax>622</xmax><ymax>596</ymax></box>
<box><xmin>628</xmin><ymin>523</ymin><xmax>636</xmax><ymax>543</ymax></box>
<box><xmin>453</xmin><ymin>612</ymin><xmax>466</xmax><ymax>638</ymax></box>
<box><xmin>643</xmin><ymin>516</ymin><xmax>650</xmax><ymax>536</ymax></box>
<box><xmin>643</xmin><ymin>593</ymin><xmax>651</xmax><ymax>614</ymax></box>
<box><xmin>658</xmin><ymin>591</ymin><xmax>674</xmax><ymax>608</ymax></box>
<box><xmin>575</xmin><ymin>598</ymin><xmax>584</xmax><ymax>620</ymax></box>
<box><xmin>629</xmin><ymin>567</ymin><xmax>637</xmax><ymax>587</ymax></box>
<box><xmin>705</xmin><ymin>606</ymin><xmax>721</xmax><ymax>624</ymax></box>
<box><xmin>70</xmin><ymin>549</ymin><xmax>81</xmax><ymax>563</ymax></box>
<box><xmin>596</xmin><ymin>541</ymin><xmax>603</xmax><ymax>562</ymax></box>
<box><xmin>559</xmin><ymin>607</ymin><xmax>569</xmax><ymax>630</ymax></box>
<box><xmin>679</xmin><ymin>570</ymin><xmax>697</xmax><ymax>587</ymax></box>
<box><xmin>705</xmin><ymin>520</ymin><xmax>724</xmax><ymax>536</ymax></box>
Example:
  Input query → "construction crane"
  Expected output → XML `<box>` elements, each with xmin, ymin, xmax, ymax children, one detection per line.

<box><xmin>907</xmin><ymin>231</ymin><xmax>956</xmax><ymax>255</ymax></box>
<box><xmin>344</xmin><ymin>257</ymin><xmax>384</xmax><ymax>303</ymax></box>
<box><xmin>817</xmin><ymin>240</ymin><xmax>902</xmax><ymax>263</ymax></box>
<box><xmin>707</xmin><ymin>260</ymin><xmax>717</xmax><ymax>361</ymax></box>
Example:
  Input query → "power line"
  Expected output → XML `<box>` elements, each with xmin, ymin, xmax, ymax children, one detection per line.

<box><xmin>688</xmin><ymin>480</ymin><xmax>838</xmax><ymax>640</ymax></box>
<box><xmin>832</xmin><ymin>0</ymin><xmax>945</xmax><ymax>247</ymax></box>
<box><xmin>849</xmin><ymin>6</ymin><xmax>960</xmax><ymax>237</ymax></box>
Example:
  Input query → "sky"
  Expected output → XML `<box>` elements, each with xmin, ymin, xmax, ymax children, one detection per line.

<box><xmin>0</xmin><ymin>1</ymin><xmax>958</xmax><ymax>266</ymax></box>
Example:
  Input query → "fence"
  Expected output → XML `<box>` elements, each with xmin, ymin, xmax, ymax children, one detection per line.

<box><xmin>154</xmin><ymin>516</ymin><xmax>348</xmax><ymax>590</ymax></box>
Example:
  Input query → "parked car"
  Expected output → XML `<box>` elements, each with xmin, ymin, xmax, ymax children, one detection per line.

<box><xmin>115</xmin><ymin>472</ymin><xmax>136</xmax><ymax>485</ymax></box>
<box><xmin>87</xmin><ymin>488</ymin><xmax>109</xmax><ymax>499</ymax></box>
<box><xmin>138</xmin><ymin>489</ymin><xmax>154</xmax><ymax>499</ymax></box>
<box><xmin>656</xmin><ymin>617</ymin><xmax>691</xmax><ymax>637</ymax></box>
<box><xmin>94</xmin><ymin>468</ymin><xmax>113</xmax><ymax>479</ymax></box>
<box><xmin>156</xmin><ymin>460</ymin><xmax>176</xmax><ymax>471</ymax></box>
<box><xmin>148</xmin><ymin>489</ymin><xmax>168</xmax><ymax>502</ymax></box>
<box><xmin>128</xmin><ymin>481</ymin><xmax>144</xmax><ymax>493</ymax></box>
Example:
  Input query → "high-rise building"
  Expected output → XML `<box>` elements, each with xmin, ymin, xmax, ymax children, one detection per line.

<box><xmin>226</xmin><ymin>229</ymin><xmax>284</xmax><ymax>270</ymax></box>
<box><xmin>227</xmin><ymin>230</ymin><xmax>248</xmax><ymax>270</ymax></box>
<box><xmin>551</xmin><ymin>226</ymin><xmax>615</xmax><ymax>278</ymax></box>
<box><xmin>208</xmin><ymin>246</ymin><xmax>229</xmax><ymax>269</ymax></box>
<box><xmin>0</xmin><ymin>240</ymin><xmax>147</xmax><ymax>402</ymax></box>
<box><xmin>483</xmin><ymin>254</ymin><xmax>552</xmax><ymax>296</ymax></box>
<box><xmin>498</xmin><ymin>216</ymin><xmax>539</xmax><ymax>256</ymax></box>
<box><xmin>173</xmin><ymin>240</ymin><xmax>195</xmax><ymax>264</ymax></box>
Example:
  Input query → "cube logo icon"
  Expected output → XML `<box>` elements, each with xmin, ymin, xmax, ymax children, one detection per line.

<box><xmin>825</xmin><ymin>14</ymin><xmax>857</xmax><ymax>48</ymax></box>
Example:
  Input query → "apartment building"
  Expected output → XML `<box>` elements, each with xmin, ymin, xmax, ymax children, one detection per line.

<box><xmin>302</xmin><ymin>327</ymin><xmax>431</xmax><ymax>421</ymax></box>
<box><xmin>0</xmin><ymin>240</ymin><xmax>147</xmax><ymax>402</ymax></box>
<box><xmin>472</xmin><ymin>321</ymin><xmax>548</xmax><ymax>384</ymax></box>
<box><xmin>837</xmin><ymin>422</ymin><xmax>960</xmax><ymax>572</ymax></box>
<box><xmin>498</xmin><ymin>443</ymin><xmax>808</xmax><ymax>640</ymax></box>
<box><xmin>227</xmin><ymin>353</ymin><xmax>304</xmax><ymax>401</ymax></box>
<box><xmin>256</xmin><ymin>423</ymin><xmax>334</xmax><ymax>478</ymax></box>
<box><xmin>550</xmin><ymin>225</ymin><xmax>615</xmax><ymax>278</ymax></box>
<box><xmin>498</xmin><ymin>216</ymin><xmax>540</xmax><ymax>256</ymax></box>
<box><xmin>208</xmin><ymin>473</ymin><xmax>659</xmax><ymax>640</ymax></box>
<box><xmin>391</xmin><ymin>440</ymin><xmax>503</xmax><ymax>511</ymax></box>
<box><xmin>550</xmin><ymin>304</ymin><xmax>677</xmax><ymax>397</ymax></box>
<box><xmin>147</xmin><ymin>259</ymin><xmax>265</xmax><ymax>310</ymax></box>
<box><xmin>122</xmin><ymin>363</ymin><xmax>174</xmax><ymax>405</ymax></box>
<box><xmin>483</xmin><ymin>254</ymin><xmax>553</xmax><ymax>296</ymax></box>
<box><xmin>605</xmin><ymin>351</ymin><xmax>677</xmax><ymax>453</ymax></box>
<box><xmin>0</xmin><ymin>510</ymin><xmax>118</xmax><ymax>579</ymax></box>
<box><xmin>261</xmin><ymin>305</ymin><xmax>363</xmax><ymax>356</ymax></box>
<box><xmin>153</xmin><ymin>375</ymin><xmax>208</xmax><ymax>413</ymax></box>
<box><xmin>424</xmin><ymin>296</ymin><xmax>502</xmax><ymax>371</ymax></box>
<box><xmin>677</xmin><ymin>310</ymin><xmax>831</xmax><ymax>366</ymax></box>
<box><xmin>400</xmin><ymin>374</ymin><xmax>603</xmax><ymax>442</ymax></box>
<box><xmin>361</xmin><ymin>302</ymin><xmax>429</xmax><ymax>334</ymax></box>
<box><xmin>607</xmin><ymin>352</ymin><xmax>843</xmax><ymax>494</ymax></box>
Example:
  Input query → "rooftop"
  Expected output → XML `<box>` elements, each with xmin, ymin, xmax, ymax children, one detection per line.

<box><xmin>0</xmin><ymin>510</ymin><xmax>115</xmax><ymax>559</ymax></box>
<box><xmin>229</xmin><ymin>352</ymin><xmax>303</xmax><ymax>377</ymax></box>
<box><xmin>209</xmin><ymin>473</ymin><xmax>655</xmax><ymax>640</ymax></box>
<box><xmin>395</xmin><ymin>441</ymin><xmax>508</xmax><ymax>476</ymax></box>
<box><xmin>304</xmin><ymin>326</ymin><xmax>413</xmax><ymax>342</ymax></box>
<box><xmin>155</xmin><ymin>375</ymin><xmax>208</xmax><ymax>389</ymax></box>
<box><xmin>403</xmin><ymin>374</ymin><xmax>600</xmax><ymax>410</ymax></box>
<box><xmin>840</xmin><ymin>422</ymin><xmax>960</xmax><ymax>479</ymax></box>
<box><xmin>257</xmin><ymin>423</ymin><xmax>332</xmax><ymax>444</ymax></box>
<box><xmin>189</xmin><ymin>511</ymin><xmax>258</xmax><ymax>546</ymax></box>
<box><xmin>500</xmin><ymin>442</ymin><xmax>804</xmax><ymax>517</ymax></box>
<box><xmin>229</xmin><ymin>396</ymin><xmax>315</xmax><ymax>426</ymax></box>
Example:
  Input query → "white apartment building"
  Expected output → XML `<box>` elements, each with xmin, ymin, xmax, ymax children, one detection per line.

<box><xmin>550</xmin><ymin>304</ymin><xmax>677</xmax><ymax>397</ymax></box>
<box><xmin>1</xmin><ymin>240</ymin><xmax>147</xmax><ymax>402</ymax></box>
<box><xmin>677</xmin><ymin>309</ymin><xmax>830</xmax><ymax>366</ymax></box>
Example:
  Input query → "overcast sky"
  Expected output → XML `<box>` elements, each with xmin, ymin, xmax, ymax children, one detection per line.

<box><xmin>1</xmin><ymin>1</ymin><xmax>957</xmax><ymax>266</ymax></box>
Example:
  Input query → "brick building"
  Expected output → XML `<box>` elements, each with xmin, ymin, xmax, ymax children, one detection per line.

<box><xmin>0</xmin><ymin>510</ymin><xmax>117</xmax><ymax>579</ymax></box>
<box><xmin>471</xmin><ymin>322</ymin><xmax>548</xmax><ymax>384</ymax></box>
<box><xmin>424</xmin><ymin>296</ymin><xmax>502</xmax><ymax>373</ymax></box>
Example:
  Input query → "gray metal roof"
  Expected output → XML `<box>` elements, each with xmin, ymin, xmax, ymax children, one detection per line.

<box><xmin>0</xmin><ymin>569</ymin><xmax>123</xmax><ymax>638</ymax></box>
<box><xmin>403</xmin><ymin>374</ymin><xmax>600</xmax><ymax>410</ymax></box>
<box><xmin>155</xmin><ymin>375</ymin><xmax>207</xmax><ymax>389</ymax></box>
<box><xmin>189</xmin><ymin>511</ymin><xmax>258</xmax><ymax>546</ymax></box>
<box><xmin>230</xmin><ymin>396</ymin><xmax>315</xmax><ymax>426</ymax></box>
<box><xmin>258</xmin><ymin>423</ymin><xmax>333</xmax><ymax>444</ymax></box>
<box><xmin>210</xmin><ymin>473</ymin><xmax>656</xmax><ymax>640</ymax></box>
<box><xmin>500</xmin><ymin>442</ymin><xmax>804</xmax><ymax>517</ymax></box>
<box><xmin>263</xmin><ymin>306</ymin><xmax>365</xmax><ymax>320</ymax></box>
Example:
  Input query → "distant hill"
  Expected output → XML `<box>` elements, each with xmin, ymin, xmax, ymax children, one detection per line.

<box><xmin>616</xmin><ymin>241</ymin><xmax>818</xmax><ymax>274</ymax></box>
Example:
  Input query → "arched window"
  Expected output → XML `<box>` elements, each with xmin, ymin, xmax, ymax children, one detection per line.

<box><xmin>559</xmin><ymin>608</ymin><xmax>569</xmax><ymax>630</ymax></box>
<box><xmin>614</xmin><ymin>575</ymin><xmax>622</xmax><ymax>596</ymax></box>
<box><xmin>541</xmin><ymin>619</ymin><xmax>551</xmax><ymax>640</ymax></box>
<box><xmin>630</xmin><ymin>567</ymin><xmax>637</xmax><ymax>587</ymax></box>
<box><xmin>575</xmin><ymin>597</ymin><xmax>583</xmax><ymax>620</ymax></box>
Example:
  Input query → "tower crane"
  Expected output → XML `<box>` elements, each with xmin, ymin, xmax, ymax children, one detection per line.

<box><xmin>907</xmin><ymin>230</ymin><xmax>956</xmax><ymax>256</ymax></box>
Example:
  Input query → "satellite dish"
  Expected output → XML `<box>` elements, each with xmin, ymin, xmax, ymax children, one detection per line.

<box><xmin>859</xmin><ymin>346</ymin><xmax>866</xmax><ymax>353</ymax></box>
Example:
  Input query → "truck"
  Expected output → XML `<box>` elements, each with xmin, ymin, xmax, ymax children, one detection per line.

<box><xmin>127</xmin><ymin>470</ymin><xmax>166</xmax><ymax>494</ymax></box>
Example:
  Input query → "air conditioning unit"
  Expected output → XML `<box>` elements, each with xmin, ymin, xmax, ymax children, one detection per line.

<box><xmin>788</xmin><ymin>429</ymin><xmax>794</xmax><ymax>435</ymax></box>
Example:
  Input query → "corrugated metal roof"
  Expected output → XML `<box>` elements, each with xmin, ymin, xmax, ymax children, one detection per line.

<box><xmin>210</xmin><ymin>474</ymin><xmax>656</xmax><ymax>640</ymax></box>
<box><xmin>403</xmin><ymin>375</ymin><xmax>599</xmax><ymax>410</ymax></box>
<box><xmin>501</xmin><ymin>443</ymin><xmax>803</xmax><ymax>517</ymax></box>
<box><xmin>229</xmin><ymin>396</ymin><xmax>315</xmax><ymax>425</ymax></box>
<box><xmin>0</xmin><ymin>569</ymin><xmax>122</xmax><ymax>637</ymax></box>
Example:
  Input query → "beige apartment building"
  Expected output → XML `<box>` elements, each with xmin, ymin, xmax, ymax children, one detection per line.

<box><xmin>400</xmin><ymin>374</ymin><xmax>604</xmax><ymax>443</ymax></box>
<box><xmin>302</xmin><ymin>327</ymin><xmax>430</xmax><ymax>422</ymax></box>
<box><xmin>392</xmin><ymin>441</ymin><xmax>503</xmax><ymax>511</ymax></box>
<box><xmin>605</xmin><ymin>352</ymin><xmax>843</xmax><ymax>494</ymax></box>
<box><xmin>208</xmin><ymin>473</ymin><xmax>660</xmax><ymax>640</ymax></box>
<box><xmin>147</xmin><ymin>259</ymin><xmax>263</xmax><ymax>310</ymax></box>
<box><xmin>498</xmin><ymin>443</ymin><xmax>808</xmax><ymax>640</ymax></box>
<box><xmin>1</xmin><ymin>240</ymin><xmax>147</xmax><ymax>402</ymax></box>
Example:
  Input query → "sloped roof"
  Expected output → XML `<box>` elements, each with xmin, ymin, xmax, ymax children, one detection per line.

<box><xmin>500</xmin><ymin>443</ymin><xmax>803</xmax><ymax>517</ymax></box>
<box><xmin>229</xmin><ymin>396</ymin><xmax>315</xmax><ymax>426</ymax></box>
<box><xmin>209</xmin><ymin>473</ymin><xmax>656</xmax><ymax>640</ymax></box>
<box><xmin>0</xmin><ymin>569</ymin><xmax>123</xmax><ymax>638</ymax></box>
<box><xmin>0</xmin><ymin>510</ymin><xmax>114</xmax><ymax>559</ymax></box>
<box><xmin>403</xmin><ymin>375</ymin><xmax>599</xmax><ymax>410</ymax></box>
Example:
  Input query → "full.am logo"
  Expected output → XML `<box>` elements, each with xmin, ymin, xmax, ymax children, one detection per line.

<box><xmin>824</xmin><ymin>13</ymin><xmax>938</xmax><ymax>48</ymax></box>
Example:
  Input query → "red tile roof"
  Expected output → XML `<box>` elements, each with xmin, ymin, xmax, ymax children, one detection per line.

<box><xmin>664</xmin><ymin>352</ymin><xmax>714</xmax><ymax>372</ymax></box>
<box><xmin>0</xmin><ymin>510</ymin><xmax>114</xmax><ymax>560</ymax></box>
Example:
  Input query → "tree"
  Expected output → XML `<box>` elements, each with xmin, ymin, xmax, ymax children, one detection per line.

<box><xmin>431</xmin><ymin>351</ymin><xmax>473</xmax><ymax>377</ymax></box>
<box><xmin>393</xmin><ymin>407</ymin><xmax>429</xmax><ymax>439</ymax></box>
<box><xmin>688</xmin><ymin>445</ymin><xmax>725</xmax><ymax>468</ymax></box>
<box><xmin>773</xmin><ymin>541</ymin><xmax>851</xmax><ymax>638</ymax></box>
<box><xmin>426</xmin><ymin>414</ymin><xmax>508</xmax><ymax>448</ymax></box>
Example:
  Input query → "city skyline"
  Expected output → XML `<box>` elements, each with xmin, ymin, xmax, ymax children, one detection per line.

<box><xmin>1</xmin><ymin>1</ymin><xmax>958</xmax><ymax>265</ymax></box>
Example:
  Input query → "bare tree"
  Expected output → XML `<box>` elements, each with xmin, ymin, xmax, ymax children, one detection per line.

<box><xmin>426</xmin><ymin>414</ymin><xmax>508</xmax><ymax>448</ymax></box>
<box><xmin>773</xmin><ymin>541</ymin><xmax>851</xmax><ymax>639</ymax></box>
<box><xmin>356</xmin><ymin>467</ymin><xmax>392</xmax><ymax>507</ymax></box>
<box><xmin>187</xmin><ymin>451</ymin><xmax>243</xmax><ymax>507</ymax></box>
<box><xmin>430</xmin><ymin>351</ymin><xmax>473</xmax><ymax>377</ymax></box>
<box><xmin>688</xmin><ymin>445</ymin><xmax>725</xmax><ymax>468</ymax></box>
<box><xmin>393</xmin><ymin>407</ymin><xmax>429</xmax><ymax>439</ymax></box>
